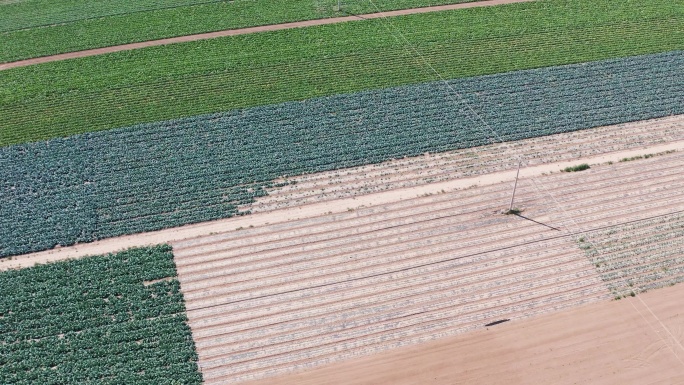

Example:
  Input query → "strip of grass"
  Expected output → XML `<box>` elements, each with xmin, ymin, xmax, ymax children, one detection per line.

<box><xmin>0</xmin><ymin>245</ymin><xmax>203</xmax><ymax>384</ymax></box>
<box><xmin>0</xmin><ymin>0</ymin><xmax>481</xmax><ymax>62</ymax></box>
<box><xmin>0</xmin><ymin>0</ymin><xmax>682</xmax><ymax>147</ymax></box>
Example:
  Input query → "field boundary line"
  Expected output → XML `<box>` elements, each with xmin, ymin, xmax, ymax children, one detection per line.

<box><xmin>0</xmin><ymin>0</ymin><xmax>536</xmax><ymax>70</ymax></box>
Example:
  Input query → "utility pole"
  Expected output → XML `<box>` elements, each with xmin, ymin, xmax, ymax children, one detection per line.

<box><xmin>509</xmin><ymin>160</ymin><xmax>522</xmax><ymax>212</ymax></box>
<box><xmin>336</xmin><ymin>0</ymin><xmax>341</xmax><ymax>12</ymax></box>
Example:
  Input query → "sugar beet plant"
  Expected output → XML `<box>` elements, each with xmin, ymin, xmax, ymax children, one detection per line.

<box><xmin>0</xmin><ymin>245</ymin><xmax>202</xmax><ymax>384</ymax></box>
<box><xmin>1</xmin><ymin>51</ymin><xmax>683</xmax><ymax>258</ymax></box>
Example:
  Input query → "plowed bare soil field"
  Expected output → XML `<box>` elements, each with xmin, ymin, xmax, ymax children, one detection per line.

<box><xmin>244</xmin><ymin>282</ymin><xmax>684</xmax><ymax>385</ymax></box>
<box><xmin>172</xmin><ymin>148</ymin><xmax>684</xmax><ymax>383</ymax></box>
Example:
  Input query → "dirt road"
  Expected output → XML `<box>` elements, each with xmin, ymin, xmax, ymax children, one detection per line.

<box><xmin>0</xmin><ymin>0</ymin><xmax>535</xmax><ymax>70</ymax></box>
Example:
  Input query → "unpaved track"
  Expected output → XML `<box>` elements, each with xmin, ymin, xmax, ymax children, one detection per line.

<box><xmin>172</xmin><ymin>151</ymin><xmax>684</xmax><ymax>383</ymax></box>
<box><xmin>0</xmin><ymin>0</ymin><xmax>535</xmax><ymax>70</ymax></box>
<box><xmin>2</xmin><ymin>116</ymin><xmax>683</xmax><ymax>272</ymax></box>
<box><xmin>243</xmin><ymin>282</ymin><xmax>684</xmax><ymax>385</ymax></box>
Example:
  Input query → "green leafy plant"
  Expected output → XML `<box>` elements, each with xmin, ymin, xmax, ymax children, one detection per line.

<box><xmin>563</xmin><ymin>163</ymin><xmax>590</xmax><ymax>172</ymax></box>
<box><xmin>0</xmin><ymin>245</ymin><xmax>202</xmax><ymax>384</ymax></box>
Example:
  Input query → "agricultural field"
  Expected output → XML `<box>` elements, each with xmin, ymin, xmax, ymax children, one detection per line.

<box><xmin>1</xmin><ymin>0</ymin><xmax>683</xmax><ymax>145</ymax></box>
<box><xmin>2</xmin><ymin>0</ymin><xmax>684</xmax><ymax>383</ymax></box>
<box><xmin>583</xmin><ymin>211</ymin><xmax>684</xmax><ymax>298</ymax></box>
<box><xmin>0</xmin><ymin>0</ymin><xmax>485</xmax><ymax>62</ymax></box>
<box><xmin>252</xmin><ymin>115</ymin><xmax>684</xmax><ymax>212</ymax></box>
<box><xmin>2</xmin><ymin>51</ymin><xmax>683</xmax><ymax>258</ymax></box>
<box><xmin>170</xmin><ymin>150</ymin><xmax>684</xmax><ymax>383</ymax></box>
<box><xmin>0</xmin><ymin>245</ymin><xmax>202</xmax><ymax>384</ymax></box>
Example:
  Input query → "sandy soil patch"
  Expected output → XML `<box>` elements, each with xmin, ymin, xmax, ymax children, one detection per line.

<box><xmin>244</xmin><ymin>282</ymin><xmax>684</xmax><ymax>385</ymax></box>
<box><xmin>172</xmin><ymin>150</ymin><xmax>684</xmax><ymax>383</ymax></box>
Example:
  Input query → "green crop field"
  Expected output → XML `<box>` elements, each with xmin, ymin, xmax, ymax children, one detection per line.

<box><xmin>0</xmin><ymin>0</ymin><xmax>481</xmax><ymax>63</ymax></box>
<box><xmin>0</xmin><ymin>245</ymin><xmax>202</xmax><ymax>384</ymax></box>
<box><xmin>1</xmin><ymin>0</ymin><xmax>682</xmax><ymax>147</ymax></box>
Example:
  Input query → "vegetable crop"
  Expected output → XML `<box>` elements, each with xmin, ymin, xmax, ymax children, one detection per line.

<box><xmin>0</xmin><ymin>0</ymin><xmax>482</xmax><ymax>62</ymax></box>
<box><xmin>1</xmin><ymin>0</ymin><xmax>683</xmax><ymax>146</ymax></box>
<box><xmin>1</xmin><ymin>50</ymin><xmax>682</xmax><ymax>258</ymax></box>
<box><xmin>582</xmin><ymin>212</ymin><xmax>684</xmax><ymax>298</ymax></box>
<box><xmin>0</xmin><ymin>245</ymin><xmax>202</xmax><ymax>384</ymax></box>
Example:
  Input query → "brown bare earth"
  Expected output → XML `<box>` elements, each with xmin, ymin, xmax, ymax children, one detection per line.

<box><xmin>172</xmin><ymin>148</ymin><xmax>684</xmax><ymax>383</ymax></box>
<box><xmin>0</xmin><ymin>0</ymin><xmax>535</xmax><ymax>71</ymax></box>
<box><xmin>244</xmin><ymin>282</ymin><xmax>684</xmax><ymax>385</ymax></box>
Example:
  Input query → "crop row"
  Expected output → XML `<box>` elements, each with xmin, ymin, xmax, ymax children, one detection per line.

<box><xmin>0</xmin><ymin>245</ymin><xmax>202</xmax><ymax>384</ymax></box>
<box><xmin>581</xmin><ymin>212</ymin><xmax>684</xmax><ymax>297</ymax></box>
<box><xmin>2</xmin><ymin>0</ymin><xmax>683</xmax><ymax>145</ymax></box>
<box><xmin>1</xmin><ymin>50</ymin><xmax>683</xmax><ymax>258</ymax></box>
<box><xmin>0</xmin><ymin>0</ymin><xmax>483</xmax><ymax>62</ymax></box>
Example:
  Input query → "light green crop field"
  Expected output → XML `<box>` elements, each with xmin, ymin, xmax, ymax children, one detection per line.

<box><xmin>1</xmin><ymin>0</ymin><xmax>681</xmax><ymax>147</ymax></box>
<box><xmin>0</xmin><ymin>0</ymin><xmax>481</xmax><ymax>63</ymax></box>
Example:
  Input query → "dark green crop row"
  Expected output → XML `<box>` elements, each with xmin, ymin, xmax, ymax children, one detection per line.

<box><xmin>0</xmin><ymin>0</ymin><xmax>481</xmax><ymax>63</ymax></box>
<box><xmin>1</xmin><ymin>0</ymin><xmax>682</xmax><ymax>147</ymax></box>
<box><xmin>0</xmin><ymin>245</ymin><xmax>202</xmax><ymax>384</ymax></box>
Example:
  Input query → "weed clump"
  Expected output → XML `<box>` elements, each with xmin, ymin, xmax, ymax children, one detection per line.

<box><xmin>563</xmin><ymin>163</ymin><xmax>590</xmax><ymax>172</ymax></box>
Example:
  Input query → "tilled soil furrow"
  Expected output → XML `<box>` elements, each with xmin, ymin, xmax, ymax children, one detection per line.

<box><xmin>200</xmin><ymin>284</ymin><xmax>608</xmax><ymax>383</ymax></box>
<box><xmin>186</xmin><ymin>237</ymin><xmax>577</xmax><ymax>321</ymax></box>
<box><xmin>202</xmin><ymin>290</ymin><xmax>608</xmax><ymax>384</ymax></box>
<box><xmin>192</xmin><ymin>260</ymin><xmax>594</xmax><ymax>351</ymax></box>
<box><xmin>174</xmin><ymin>144</ymin><xmax>683</xmax><ymax>383</ymax></box>
<box><xmin>177</xmin><ymin>169</ymin><xmax>683</xmax><ymax>281</ymax></box>
<box><xmin>197</xmin><ymin>269</ymin><xmax>600</xmax><ymax>364</ymax></box>
<box><xmin>174</xmin><ymin>155</ymin><xmax>683</xmax><ymax>258</ymax></box>
<box><xmin>179</xmin><ymin>178</ymin><xmax>684</xmax><ymax>298</ymax></box>
<box><xmin>188</xmin><ymin>245</ymin><xmax>585</xmax><ymax>338</ymax></box>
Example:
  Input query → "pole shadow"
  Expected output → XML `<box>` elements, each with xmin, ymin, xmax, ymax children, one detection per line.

<box><xmin>513</xmin><ymin>213</ymin><xmax>562</xmax><ymax>231</ymax></box>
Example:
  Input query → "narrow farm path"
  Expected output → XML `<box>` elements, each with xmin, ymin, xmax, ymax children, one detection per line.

<box><xmin>1</xmin><ymin>116</ymin><xmax>683</xmax><ymax>272</ymax></box>
<box><xmin>0</xmin><ymin>0</ymin><xmax>535</xmax><ymax>71</ymax></box>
